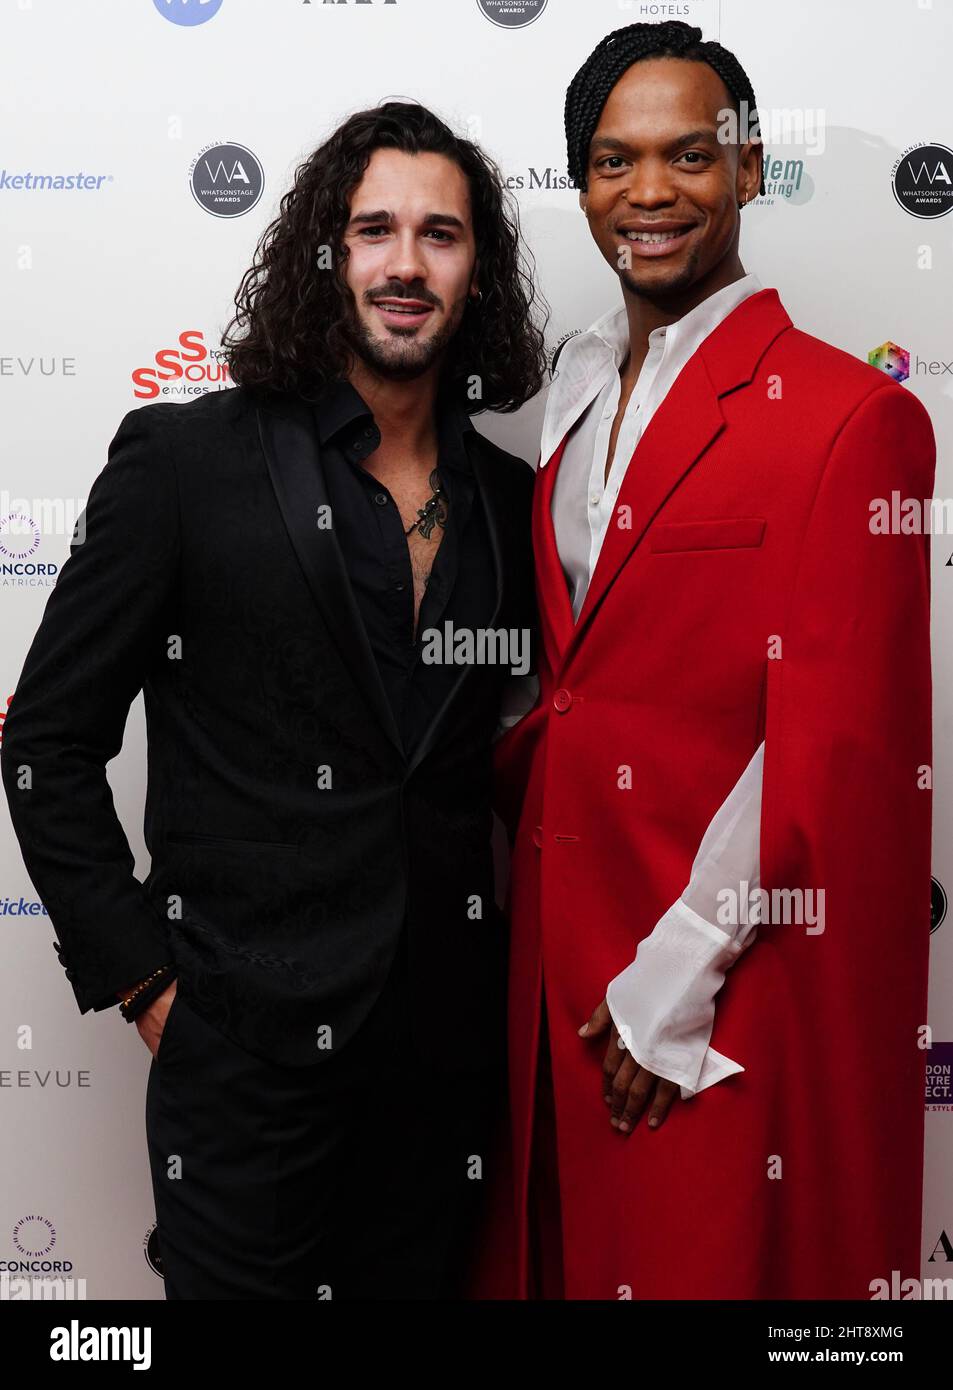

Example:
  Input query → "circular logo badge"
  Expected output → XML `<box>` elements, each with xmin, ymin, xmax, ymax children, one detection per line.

<box><xmin>931</xmin><ymin>876</ymin><xmax>948</xmax><ymax>934</ymax></box>
<box><xmin>144</xmin><ymin>1224</ymin><xmax>164</xmax><ymax>1277</ymax></box>
<box><xmin>190</xmin><ymin>142</ymin><xmax>264</xmax><ymax>218</ymax></box>
<box><xmin>154</xmin><ymin>0</ymin><xmax>224</xmax><ymax>25</ymax></box>
<box><xmin>477</xmin><ymin>0</ymin><xmax>548</xmax><ymax>28</ymax></box>
<box><xmin>550</xmin><ymin>330</ymin><xmax>580</xmax><ymax>377</ymax></box>
<box><xmin>892</xmin><ymin>143</ymin><xmax>953</xmax><ymax>219</ymax></box>
<box><xmin>0</xmin><ymin>512</ymin><xmax>40</xmax><ymax>562</ymax></box>
<box><xmin>13</xmin><ymin>1215</ymin><xmax>55</xmax><ymax>1257</ymax></box>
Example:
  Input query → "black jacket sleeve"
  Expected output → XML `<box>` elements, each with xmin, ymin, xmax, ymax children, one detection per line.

<box><xmin>1</xmin><ymin>404</ymin><xmax>180</xmax><ymax>1012</ymax></box>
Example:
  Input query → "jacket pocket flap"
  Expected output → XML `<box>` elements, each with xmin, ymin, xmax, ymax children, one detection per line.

<box><xmin>650</xmin><ymin>517</ymin><xmax>766</xmax><ymax>553</ymax></box>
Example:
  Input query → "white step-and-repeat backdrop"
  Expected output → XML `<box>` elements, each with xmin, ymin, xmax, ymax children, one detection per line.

<box><xmin>1</xmin><ymin>0</ymin><xmax>950</xmax><ymax>1299</ymax></box>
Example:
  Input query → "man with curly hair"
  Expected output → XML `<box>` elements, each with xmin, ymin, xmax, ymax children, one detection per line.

<box><xmin>1</xmin><ymin>101</ymin><xmax>546</xmax><ymax>1300</ymax></box>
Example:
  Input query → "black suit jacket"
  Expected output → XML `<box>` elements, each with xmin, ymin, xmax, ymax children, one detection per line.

<box><xmin>0</xmin><ymin>385</ymin><xmax>536</xmax><ymax>1070</ymax></box>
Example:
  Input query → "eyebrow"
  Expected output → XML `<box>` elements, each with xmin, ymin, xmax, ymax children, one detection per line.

<box><xmin>347</xmin><ymin>210</ymin><xmax>467</xmax><ymax>230</ymax></box>
<box><xmin>590</xmin><ymin>128</ymin><xmax>720</xmax><ymax>156</ymax></box>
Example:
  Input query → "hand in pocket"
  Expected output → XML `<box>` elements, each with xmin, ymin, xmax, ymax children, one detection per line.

<box><xmin>136</xmin><ymin>980</ymin><xmax>178</xmax><ymax>1060</ymax></box>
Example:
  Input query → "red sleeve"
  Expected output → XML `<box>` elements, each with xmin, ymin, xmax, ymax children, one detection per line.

<box><xmin>761</xmin><ymin>380</ymin><xmax>934</xmax><ymax>1286</ymax></box>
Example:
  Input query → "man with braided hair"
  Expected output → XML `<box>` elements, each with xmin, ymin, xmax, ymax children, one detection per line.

<box><xmin>490</xmin><ymin>21</ymin><xmax>934</xmax><ymax>1299</ymax></box>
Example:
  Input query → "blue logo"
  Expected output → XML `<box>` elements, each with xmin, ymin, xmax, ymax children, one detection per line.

<box><xmin>153</xmin><ymin>0</ymin><xmax>224</xmax><ymax>26</ymax></box>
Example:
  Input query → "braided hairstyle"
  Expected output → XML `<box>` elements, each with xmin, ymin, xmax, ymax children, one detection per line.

<box><xmin>565</xmin><ymin>21</ymin><xmax>766</xmax><ymax>196</ymax></box>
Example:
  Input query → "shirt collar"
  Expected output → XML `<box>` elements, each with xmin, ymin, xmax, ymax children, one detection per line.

<box><xmin>313</xmin><ymin>379</ymin><xmax>475</xmax><ymax>475</ymax></box>
<box><xmin>541</xmin><ymin>273</ymin><xmax>764</xmax><ymax>467</ymax></box>
<box><xmin>578</xmin><ymin>272</ymin><xmax>763</xmax><ymax>366</ymax></box>
<box><xmin>646</xmin><ymin>272</ymin><xmax>764</xmax><ymax>365</ymax></box>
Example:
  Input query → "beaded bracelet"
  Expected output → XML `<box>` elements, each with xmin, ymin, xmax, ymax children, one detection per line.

<box><xmin>118</xmin><ymin>964</ymin><xmax>176</xmax><ymax>1023</ymax></box>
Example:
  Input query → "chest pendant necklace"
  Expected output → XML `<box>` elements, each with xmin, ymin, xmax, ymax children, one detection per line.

<box><xmin>405</xmin><ymin>468</ymin><xmax>448</xmax><ymax>539</ymax></box>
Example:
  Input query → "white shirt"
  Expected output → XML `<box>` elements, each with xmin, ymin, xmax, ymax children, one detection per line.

<box><xmin>503</xmin><ymin>275</ymin><xmax>766</xmax><ymax>1099</ymax></box>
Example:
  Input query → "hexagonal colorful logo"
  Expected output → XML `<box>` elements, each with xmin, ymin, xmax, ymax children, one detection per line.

<box><xmin>868</xmin><ymin>341</ymin><xmax>910</xmax><ymax>383</ymax></box>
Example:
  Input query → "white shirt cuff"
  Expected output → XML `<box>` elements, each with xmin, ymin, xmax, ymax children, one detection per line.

<box><xmin>603</xmin><ymin>741</ymin><xmax>765</xmax><ymax>1101</ymax></box>
<box><xmin>605</xmin><ymin>899</ymin><xmax>749</xmax><ymax>1099</ymax></box>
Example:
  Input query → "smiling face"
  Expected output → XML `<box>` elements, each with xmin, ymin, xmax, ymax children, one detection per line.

<box><xmin>580</xmin><ymin>57</ymin><xmax>761</xmax><ymax>304</ymax></box>
<box><xmin>340</xmin><ymin>147</ymin><xmax>480</xmax><ymax>381</ymax></box>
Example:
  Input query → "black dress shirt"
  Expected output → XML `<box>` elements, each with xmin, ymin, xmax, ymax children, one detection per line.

<box><xmin>314</xmin><ymin>379</ymin><xmax>497</xmax><ymax>757</ymax></box>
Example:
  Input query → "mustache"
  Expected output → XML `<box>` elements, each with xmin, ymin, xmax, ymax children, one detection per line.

<box><xmin>363</xmin><ymin>280</ymin><xmax>443</xmax><ymax>310</ymax></box>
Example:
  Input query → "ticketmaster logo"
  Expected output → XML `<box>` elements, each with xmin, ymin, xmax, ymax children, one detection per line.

<box><xmin>420</xmin><ymin>622</ymin><xmax>531</xmax><ymax>675</ymax></box>
<box><xmin>0</xmin><ymin>170</ymin><xmax>112</xmax><ymax>191</ymax></box>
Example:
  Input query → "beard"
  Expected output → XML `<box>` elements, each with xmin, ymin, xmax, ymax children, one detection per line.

<box><xmin>618</xmin><ymin>239</ymin><xmax>706</xmax><ymax>303</ymax></box>
<box><xmin>343</xmin><ymin>295</ymin><xmax>466</xmax><ymax>381</ymax></box>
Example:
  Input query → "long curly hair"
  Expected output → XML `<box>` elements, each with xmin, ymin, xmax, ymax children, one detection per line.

<box><xmin>222</xmin><ymin>101</ymin><xmax>548</xmax><ymax>413</ymax></box>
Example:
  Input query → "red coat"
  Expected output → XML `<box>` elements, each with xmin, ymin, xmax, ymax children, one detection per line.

<box><xmin>486</xmin><ymin>288</ymin><xmax>935</xmax><ymax>1300</ymax></box>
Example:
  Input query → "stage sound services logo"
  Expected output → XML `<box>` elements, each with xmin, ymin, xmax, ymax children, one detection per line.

<box><xmin>132</xmin><ymin>328</ymin><xmax>231</xmax><ymax>399</ymax></box>
<box><xmin>478</xmin><ymin>0</ymin><xmax>547</xmax><ymax>26</ymax></box>
<box><xmin>891</xmin><ymin>143</ymin><xmax>953</xmax><ymax>219</ymax></box>
<box><xmin>189</xmin><ymin>142</ymin><xmax>263</xmax><ymax>218</ymax></box>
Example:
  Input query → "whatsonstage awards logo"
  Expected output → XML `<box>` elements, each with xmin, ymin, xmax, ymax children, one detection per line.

<box><xmin>891</xmin><ymin>143</ymin><xmax>953</xmax><ymax>219</ymax></box>
<box><xmin>477</xmin><ymin>0</ymin><xmax>548</xmax><ymax>27</ymax></box>
<box><xmin>189</xmin><ymin>142</ymin><xmax>263</xmax><ymax>218</ymax></box>
<box><xmin>932</xmin><ymin>877</ymin><xmax>948</xmax><ymax>935</ymax></box>
<box><xmin>549</xmin><ymin>330</ymin><xmax>581</xmax><ymax>376</ymax></box>
<box><xmin>143</xmin><ymin>1224</ymin><xmax>163</xmax><ymax>1278</ymax></box>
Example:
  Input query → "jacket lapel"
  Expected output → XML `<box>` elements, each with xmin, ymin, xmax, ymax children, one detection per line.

<box><xmin>532</xmin><ymin>435</ymin><xmax>575</xmax><ymax>668</ymax></box>
<box><xmin>564</xmin><ymin>288</ymin><xmax>793</xmax><ymax>665</ymax></box>
<box><xmin>256</xmin><ymin>392</ymin><xmax>404</xmax><ymax>758</ymax></box>
<box><xmin>568</xmin><ymin>352</ymin><xmax>725</xmax><ymax>654</ymax></box>
<box><xmin>406</xmin><ymin>433</ymin><xmax>504</xmax><ymax>777</ymax></box>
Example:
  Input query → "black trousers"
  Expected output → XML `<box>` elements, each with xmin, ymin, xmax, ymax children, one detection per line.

<box><xmin>145</xmin><ymin>928</ymin><xmax>501</xmax><ymax>1299</ymax></box>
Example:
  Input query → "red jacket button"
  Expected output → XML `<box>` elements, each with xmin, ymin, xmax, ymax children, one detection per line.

<box><xmin>553</xmin><ymin>688</ymin><xmax>572</xmax><ymax>713</ymax></box>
